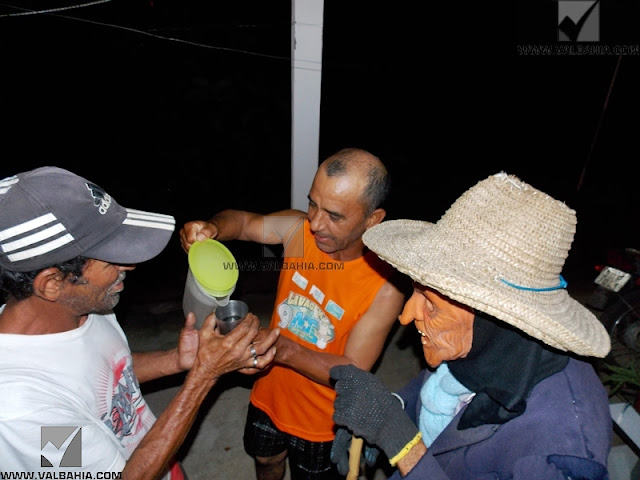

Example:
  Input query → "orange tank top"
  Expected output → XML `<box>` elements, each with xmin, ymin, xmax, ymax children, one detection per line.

<box><xmin>249</xmin><ymin>219</ymin><xmax>392</xmax><ymax>441</ymax></box>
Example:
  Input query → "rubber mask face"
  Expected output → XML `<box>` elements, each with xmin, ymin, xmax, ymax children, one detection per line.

<box><xmin>399</xmin><ymin>283</ymin><xmax>474</xmax><ymax>368</ymax></box>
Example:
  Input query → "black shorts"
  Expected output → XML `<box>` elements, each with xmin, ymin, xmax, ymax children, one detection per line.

<box><xmin>243</xmin><ymin>402</ymin><xmax>341</xmax><ymax>479</ymax></box>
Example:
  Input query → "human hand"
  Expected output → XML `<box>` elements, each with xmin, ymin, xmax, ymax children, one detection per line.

<box><xmin>330</xmin><ymin>364</ymin><xmax>419</xmax><ymax>463</ymax></box>
<box><xmin>251</xmin><ymin>326</ymin><xmax>280</xmax><ymax>345</ymax></box>
<box><xmin>236</xmin><ymin>324</ymin><xmax>280</xmax><ymax>375</ymax></box>
<box><xmin>191</xmin><ymin>313</ymin><xmax>277</xmax><ymax>380</ymax></box>
<box><xmin>177</xmin><ymin>312</ymin><xmax>199</xmax><ymax>371</ymax></box>
<box><xmin>179</xmin><ymin>220</ymin><xmax>218</xmax><ymax>252</ymax></box>
<box><xmin>330</xmin><ymin>427</ymin><xmax>380</xmax><ymax>476</ymax></box>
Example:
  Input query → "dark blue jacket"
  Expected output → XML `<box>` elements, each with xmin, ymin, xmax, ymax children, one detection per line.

<box><xmin>391</xmin><ymin>358</ymin><xmax>612</xmax><ymax>479</ymax></box>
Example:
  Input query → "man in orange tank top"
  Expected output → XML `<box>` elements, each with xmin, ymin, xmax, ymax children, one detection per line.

<box><xmin>180</xmin><ymin>148</ymin><xmax>406</xmax><ymax>479</ymax></box>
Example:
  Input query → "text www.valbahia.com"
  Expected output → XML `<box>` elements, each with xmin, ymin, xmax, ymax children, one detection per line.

<box><xmin>223</xmin><ymin>261</ymin><xmax>345</xmax><ymax>272</ymax></box>
<box><xmin>0</xmin><ymin>473</ymin><xmax>122</xmax><ymax>479</ymax></box>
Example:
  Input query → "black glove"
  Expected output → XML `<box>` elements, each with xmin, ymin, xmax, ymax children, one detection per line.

<box><xmin>330</xmin><ymin>427</ymin><xmax>380</xmax><ymax>475</ymax></box>
<box><xmin>330</xmin><ymin>364</ymin><xmax>420</xmax><ymax>463</ymax></box>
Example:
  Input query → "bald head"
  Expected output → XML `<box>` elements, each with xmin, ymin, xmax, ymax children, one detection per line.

<box><xmin>320</xmin><ymin>148</ymin><xmax>390</xmax><ymax>217</ymax></box>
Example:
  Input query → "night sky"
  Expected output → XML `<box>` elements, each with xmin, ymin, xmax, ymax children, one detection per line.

<box><xmin>1</xmin><ymin>0</ymin><xmax>639</xmax><ymax>295</ymax></box>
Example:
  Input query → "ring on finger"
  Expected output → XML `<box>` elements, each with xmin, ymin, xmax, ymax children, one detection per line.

<box><xmin>253</xmin><ymin>356</ymin><xmax>258</xmax><ymax>368</ymax></box>
<box><xmin>250</xmin><ymin>345</ymin><xmax>257</xmax><ymax>357</ymax></box>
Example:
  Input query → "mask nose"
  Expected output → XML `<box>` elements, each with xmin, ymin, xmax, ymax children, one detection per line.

<box><xmin>398</xmin><ymin>291</ymin><xmax>424</xmax><ymax>326</ymax></box>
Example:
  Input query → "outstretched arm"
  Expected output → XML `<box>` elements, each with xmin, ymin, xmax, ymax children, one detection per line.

<box><xmin>131</xmin><ymin>312</ymin><xmax>199</xmax><ymax>383</ymax></box>
<box><xmin>180</xmin><ymin>209</ymin><xmax>306</xmax><ymax>252</ymax></box>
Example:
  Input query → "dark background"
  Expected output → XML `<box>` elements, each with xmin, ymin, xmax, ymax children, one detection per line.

<box><xmin>1</xmin><ymin>0</ymin><xmax>639</xmax><ymax>300</ymax></box>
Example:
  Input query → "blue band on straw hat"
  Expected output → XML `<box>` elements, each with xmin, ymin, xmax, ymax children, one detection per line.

<box><xmin>499</xmin><ymin>275</ymin><xmax>568</xmax><ymax>292</ymax></box>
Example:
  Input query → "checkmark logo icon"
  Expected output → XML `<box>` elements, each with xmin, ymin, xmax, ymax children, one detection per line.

<box><xmin>558</xmin><ymin>0</ymin><xmax>600</xmax><ymax>42</ymax></box>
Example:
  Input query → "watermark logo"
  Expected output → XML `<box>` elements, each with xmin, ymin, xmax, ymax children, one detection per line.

<box><xmin>262</xmin><ymin>216</ymin><xmax>304</xmax><ymax>258</ymax></box>
<box><xmin>558</xmin><ymin>0</ymin><xmax>599</xmax><ymax>42</ymax></box>
<box><xmin>41</xmin><ymin>426</ymin><xmax>82</xmax><ymax>467</ymax></box>
<box><xmin>517</xmin><ymin>0</ymin><xmax>639</xmax><ymax>56</ymax></box>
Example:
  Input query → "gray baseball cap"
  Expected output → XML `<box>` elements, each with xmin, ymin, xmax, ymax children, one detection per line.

<box><xmin>0</xmin><ymin>166</ymin><xmax>176</xmax><ymax>272</ymax></box>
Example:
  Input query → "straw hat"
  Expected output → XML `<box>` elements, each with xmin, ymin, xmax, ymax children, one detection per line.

<box><xmin>363</xmin><ymin>172</ymin><xmax>610</xmax><ymax>358</ymax></box>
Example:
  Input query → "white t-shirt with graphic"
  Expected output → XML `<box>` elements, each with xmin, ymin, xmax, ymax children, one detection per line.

<box><xmin>0</xmin><ymin>307</ymin><xmax>163</xmax><ymax>476</ymax></box>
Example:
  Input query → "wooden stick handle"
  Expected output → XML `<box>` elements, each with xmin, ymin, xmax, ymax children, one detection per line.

<box><xmin>347</xmin><ymin>435</ymin><xmax>364</xmax><ymax>480</ymax></box>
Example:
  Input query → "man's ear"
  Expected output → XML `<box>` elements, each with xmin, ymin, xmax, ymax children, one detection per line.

<box><xmin>33</xmin><ymin>268</ymin><xmax>66</xmax><ymax>301</ymax></box>
<box><xmin>365</xmin><ymin>208</ymin><xmax>386</xmax><ymax>230</ymax></box>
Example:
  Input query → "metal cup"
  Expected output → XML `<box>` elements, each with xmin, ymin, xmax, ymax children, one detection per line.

<box><xmin>215</xmin><ymin>300</ymin><xmax>249</xmax><ymax>334</ymax></box>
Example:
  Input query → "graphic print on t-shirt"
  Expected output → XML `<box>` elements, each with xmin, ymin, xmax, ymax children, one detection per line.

<box><xmin>101</xmin><ymin>352</ymin><xmax>146</xmax><ymax>442</ymax></box>
<box><xmin>277</xmin><ymin>292</ymin><xmax>335</xmax><ymax>349</ymax></box>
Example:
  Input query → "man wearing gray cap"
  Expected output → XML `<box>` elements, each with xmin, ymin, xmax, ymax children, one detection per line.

<box><xmin>0</xmin><ymin>167</ymin><xmax>279</xmax><ymax>478</ymax></box>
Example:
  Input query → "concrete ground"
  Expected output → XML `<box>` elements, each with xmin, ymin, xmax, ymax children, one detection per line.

<box><xmin>116</xmin><ymin>267</ymin><xmax>635</xmax><ymax>480</ymax></box>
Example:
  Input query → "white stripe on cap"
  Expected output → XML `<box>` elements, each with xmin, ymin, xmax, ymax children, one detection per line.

<box><xmin>123</xmin><ymin>208</ymin><xmax>175</xmax><ymax>231</ymax></box>
<box><xmin>0</xmin><ymin>175</ymin><xmax>19</xmax><ymax>195</ymax></box>
<box><xmin>126</xmin><ymin>208</ymin><xmax>175</xmax><ymax>222</ymax></box>
<box><xmin>0</xmin><ymin>213</ymin><xmax>75</xmax><ymax>263</ymax></box>
<box><xmin>6</xmin><ymin>234</ymin><xmax>74</xmax><ymax>263</ymax></box>
<box><xmin>0</xmin><ymin>213</ymin><xmax>58</xmax><ymax>242</ymax></box>
<box><xmin>2</xmin><ymin>224</ymin><xmax>66</xmax><ymax>253</ymax></box>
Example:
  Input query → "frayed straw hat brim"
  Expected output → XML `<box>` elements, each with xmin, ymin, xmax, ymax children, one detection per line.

<box><xmin>363</xmin><ymin>175</ymin><xmax>610</xmax><ymax>358</ymax></box>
